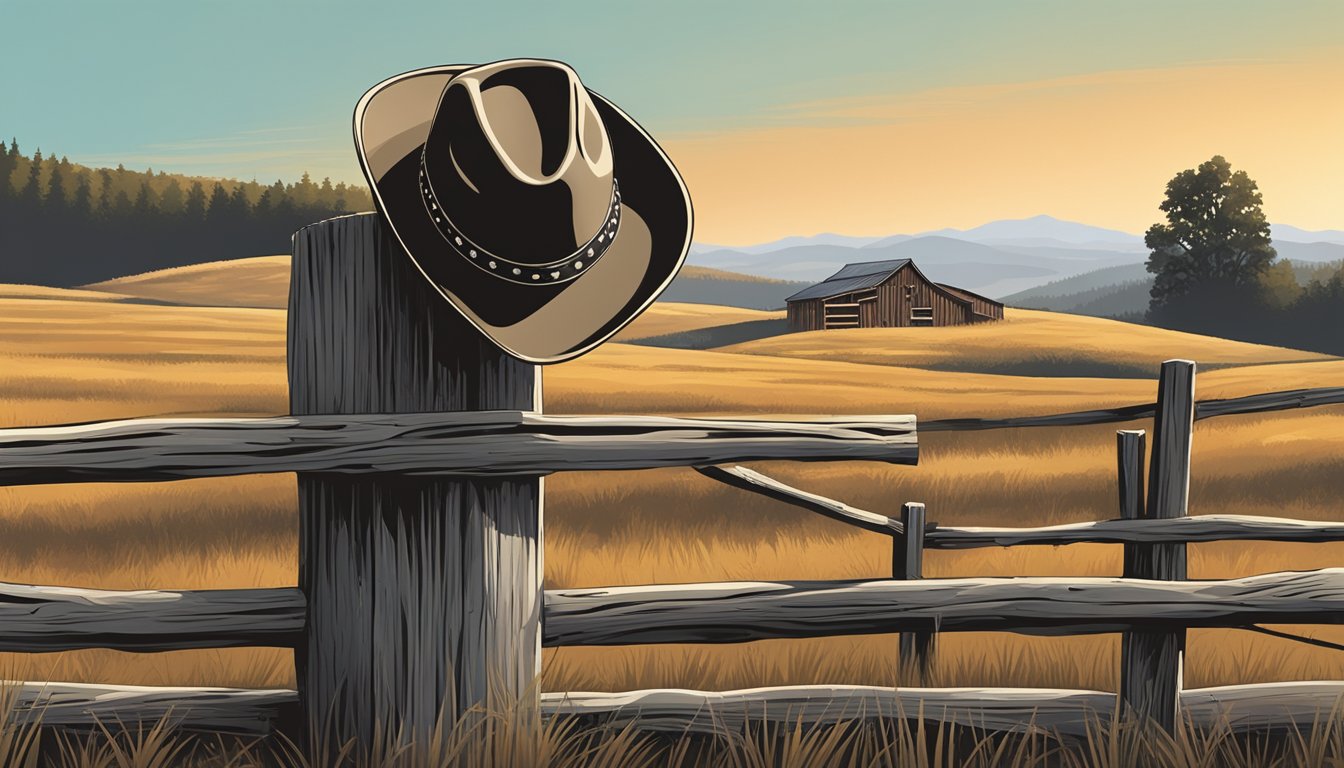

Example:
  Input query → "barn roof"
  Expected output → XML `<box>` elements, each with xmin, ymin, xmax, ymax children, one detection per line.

<box><xmin>785</xmin><ymin>259</ymin><xmax>911</xmax><ymax>302</ymax></box>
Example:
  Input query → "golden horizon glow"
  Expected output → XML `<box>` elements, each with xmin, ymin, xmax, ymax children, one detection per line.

<box><xmin>665</xmin><ymin>48</ymin><xmax>1344</xmax><ymax>245</ymax></box>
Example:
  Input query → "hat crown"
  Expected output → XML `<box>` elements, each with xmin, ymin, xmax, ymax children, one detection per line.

<box><xmin>421</xmin><ymin>60</ymin><xmax>616</xmax><ymax>268</ymax></box>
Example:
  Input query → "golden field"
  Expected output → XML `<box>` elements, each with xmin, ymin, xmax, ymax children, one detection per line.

<box><xmin>723</xmin><ymin>307</ymin><xmax>1334</xmax><ymax>377</ymax></box>
<box><xmin>0</xmin><ymin>258</ymin><xmax>1342</xmax><ymax>701</ymax></box>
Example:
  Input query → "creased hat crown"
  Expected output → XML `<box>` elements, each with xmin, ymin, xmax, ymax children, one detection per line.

<box><xmin>421</xmin><ymin>60</ymin><xmax>617</xmax><ymax>271</ymax></box>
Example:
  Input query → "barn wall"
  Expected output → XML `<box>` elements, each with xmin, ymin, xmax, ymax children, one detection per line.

<box><xmin>877</xmin><ymin>265</ymin><xmax>973</xmax><ymax>327</ymax></box>
<box><xmin>788</xmin><ymin>264</ymin><xmax>1003</xmax><ymax>331</ymax></box>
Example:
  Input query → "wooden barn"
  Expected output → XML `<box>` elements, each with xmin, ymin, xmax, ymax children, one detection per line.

<box><xmin>785</xmin><ymin>259</ymin><xmax>1004</xmax><ymax>331</ymax></box>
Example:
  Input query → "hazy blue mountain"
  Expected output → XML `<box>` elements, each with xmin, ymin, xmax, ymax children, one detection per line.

<box><xmin>689</xmin><ymin>235</ymin><xmax>1141</xmax><ymax>297</ymax></box>
<box><xmin>1273</xmin><ymin>241</ymin><xmax>1344</xmax><ymax>263</ymax></box>
<box><xmin>680</xmin><ymin>218</ymin><xmax>1342</xmax><ymax>300</ymax></box>
<box><xmin>1271</xmin><ymin>224</ymin><xmax>1344</xmax><ymax>245</ymax></box>
<box><xmin>1003</xmin><ymin>263</ymin><xmax>1151</xmax><ymax>303</ymax></box>
<box><xmin>690</xmin><ymin>233</ymin><xmax>883</xmax><ymax>256</ymax></box>
<box><xmin>917</xmin><ymin>214</ymin><xmax>1143</xmax><ymax>247</ymax></box>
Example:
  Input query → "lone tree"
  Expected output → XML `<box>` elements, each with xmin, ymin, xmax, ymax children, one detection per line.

<box><xmin>1145</xmin><ymin>155</ymin><xmax>1276</xmax><ymax>314</ymax></box>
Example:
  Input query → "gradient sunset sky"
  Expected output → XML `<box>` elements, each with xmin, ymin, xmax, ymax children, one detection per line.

<box><xmin>4</xmin><ymin>0</ymin><xmax>1340</xmax><ymax>244</ymax></box>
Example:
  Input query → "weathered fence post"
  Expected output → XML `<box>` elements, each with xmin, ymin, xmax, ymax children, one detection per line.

<box><xmin>288</xmin><ymin>214</ymin><xmax>542</xmax><ymax>754</ymax></box>
<box><xmin>1120</xmin><ymin>360</ymin><xmax>1194</xmax><ymax>732</ymax></box>
<box><xmin>895</xmin><ymin>501</ymin><xmax>932</xmax><ymax>682</ymax></box>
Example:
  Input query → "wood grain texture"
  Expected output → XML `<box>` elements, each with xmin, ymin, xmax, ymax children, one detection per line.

<box><xmin>920</xmin><ymin>385</ymin><xmax>1344</xmax><ymax>432</ymax></box>
<box><xmin>697</xmin><ymin>466</ymin><xmax>1344</xmax><ymax>546</ymax></box>
<box><xmin>13</xmin><ymin>681</ymin><xmax>1342</xmax><ymax>740</ymax></box>
<box><xmin>1122</xmin><ymin>360</ymin><xmax>1194</xmax><ymax>731</ymax></box>
<box><xmin>543</xmin><ymin>682</ymin><xmax>1344</xmax><ymax>738</ymax></box>
<box><xmin>922</xmin><ymin>514</ymin><xmax>1344</xmax><ymax>548</ymax></box>
<box><xmin>896</xmin><ymin>502</ymin><xmax>933</xmax><ymax>681</ymax></box>
<box><xmin>289</xmin><ymin>213</ymin><xmax>541</xmax><ymax>755</ymax></box>
<box><xmin>0</xmin><ymin>413</ymin><xmax>917</xmax><ymax>486</ymax></box>
<box><xmin>542</xmin><ymin>569</ymin><xmax>1344</xmax><ymax>646</ymax></box>
<box><xmin>8</xmin><ymin>681</ymin><xmax>297</xmax><ymax>736</ymax></box>
<box><xmin>0</xmin><ymin>583</ymin><xmax>302</xmax><ymax>651</ymax></box>
<box><xmin>695</xmin><ymin>464</ymin><xmax>901</xmax><ymax>535</ymax></box>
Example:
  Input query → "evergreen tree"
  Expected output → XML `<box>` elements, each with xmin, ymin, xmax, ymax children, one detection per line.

<box><xmin>228</xmin><ymin>184</ymin><xmax>251</xmax><ymax>217</ymax></box>
<box><xmin>206</xmin><ymin>182</ymin><xmax>231</xmax><ymax>224</ymax></box>
<box><xmin>19</xmin><ymin>148</ymin><xmax>43</xmax><ymax>206</ymax></box>
<box><xmin>158</xmin><ymin>178</ymin><xmax>185</xmax><ymax>215</ymax></box>
<box><xmin>183</xmin><ymin>181</ymin><xmax>207</xmax><ymax>221</ymax></box>
<box><xmin>71</xmin><ymin>175</ymin><xmax>92</xmax><ymax>219</ymax></box>
<box><xmin>96</xmin><ymin>169</ymin><xmax>113</xmax><ymax>219</ymax></box>
<box><xmin>46</xmin><ymin>159</ymin><xmax>69</xmax><ymax>213</ymax></box>
<box><xmin>0</xmin><ymin>138</ymin><xmax>17</xmax><ymax>201</ymax></box>
<box><xmin>112</xmin><ymin>189</ymin><xmax>134</xmax><ymax>219</ymax></box>
<box><xmin>133</xmin><ymin>181</ymin><xmax>158</xmax><ymax>217</ymax></box>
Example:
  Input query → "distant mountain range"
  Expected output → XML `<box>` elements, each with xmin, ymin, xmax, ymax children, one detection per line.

<box><xmin>688</xmin><ymin>215</ymin><xmax>1344</xmax><ymax>300</ymax></box>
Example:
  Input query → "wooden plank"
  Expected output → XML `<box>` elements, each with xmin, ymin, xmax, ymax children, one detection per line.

<box><xmin>0</xmin><ymin>583</ymin><xmax>302</xmax><ymax>651</ymax></box>
<box><xmin>1117</xmin><ymin>428</ymin><xmax>1152</xmax><ymax>727</ymax></box>
<box><xmin>542</xmin><ymin>682</ymin><xmax>1344</xmax><ymax>739</ymax></box>
<box><xmin>8</xmin><ymin>682</ymin><xmax>298</xmax><ymax>736</ymax></box>
<box><xmin>895</xmin><ymin>502</ymin><xmax>933</xmax><ymax>680</ymax></box>
<box><xmin>541</xmin><ymin>568</ymin><xmax>1344</xmax><ymax>646</ymax></box>
<box><xmin>1121</xmin><ymin>360</ymin><xmax>1194</xmax><ymax>731</ymax></box>
<box><xmin>694</xmin><ymin>465</ymin><xmax>899</xmax><ymax>535</ymax></box>
<box><xmin>920</xmin><ymin>514</ymin><xmax>1344</xmax><ymax>548</ymax></box>
<box><xmin>696</xmin><ymin>465</ymin><xmax>1344</xmax><ymax>547</ymax></box>
<box><xmin>0</xmin><ymin>413</ymin><xmax>918</xmax><ymax>485</ymax></box>
<box><xmin>921</xmin><ymin>385</ymin><xmax>1344</xmax><ymax>433</ymax></box>
<box><xmin>290</xmin><ymin>213</ymin><xmax>542</xmax><ymax>755</ymax></box>
<box><xmin>15</xmin><ymin>681</ymin><xmax>1344</xmax><ymax>740</ymax></box>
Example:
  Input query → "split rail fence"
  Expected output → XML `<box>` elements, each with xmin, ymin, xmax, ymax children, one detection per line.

<box><xmin>1</xmin><ymin>213</ymin><xmax>1343</xmax><ymax>751</ymax></box>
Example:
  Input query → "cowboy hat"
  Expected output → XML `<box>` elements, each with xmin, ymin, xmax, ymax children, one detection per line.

<box><xmin>353</xmin><ymin>58</ymin><xmax>693</xmax><ymax>364</ymax></box>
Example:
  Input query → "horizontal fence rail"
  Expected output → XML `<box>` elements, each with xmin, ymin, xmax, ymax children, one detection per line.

<box><xmin>923</xmin><ymin>514</ymin><xmax>1344</xmax><ymax>548</ymax></box>
<box><xmin>11</xmin><ymin>680</ymin><xmax>1343</xmax><ymax>740</ymax></box>
<box><xmin>700</xmin><ymin>465</ymin><xmax>1344</xmax><ymax>546</ymax></box>
<box><xmin>0</xmin><ymin>582</ymin><xmax>303</xmax><ymax>651</ymax></box>
<box><xmin>0</xmin><ymin>412</ymin><xmax>917</xmax><ymax>485</ymax></box>
<box><xmin>542</xmin><ymin>569</ymin><xmax>1344</xmax><ymax>646</ymax></box>
<box><xmin>8</xmin><ymin>681</ymin><xmax>297</xmax><ymax>736</ymax></box>
<box><xmin>922</xmin><ymin>385</ymin><xmax>1344</xmax><ymax>432</ymax></box>
<box><xmin>546</xmin><ymin>682</ymin><xmax>1344</xmax><ymax>738</ymax></box>
<box><xmin>13</xmin><ymin>569</ymin><xmax>1344</xmax><ymax>653</ymax></box>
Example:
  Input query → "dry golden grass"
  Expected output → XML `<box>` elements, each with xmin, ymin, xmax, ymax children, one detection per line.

<box><xmin>0</xmin><ymin>284</ymin><xmax>133</xmax><ymax>303</ymax></box>
<box><xmin>612</xmin><ymin>302</ymin><xmax>784</xmax><ymax>341</ymax></box>
<box><xmin>721</xmin><ymin>308</ymin><xmax>1333</xmax><ymax>377</ymax></box>
<box><xmin>83</xmin><ymin>255</ymin><xmax>292</xmax><ymax>308</ymax></box>
<box><xmin>0</xmin><ymin>284</ymin><xmax>1341</xmax><ymax>702</ymax></box>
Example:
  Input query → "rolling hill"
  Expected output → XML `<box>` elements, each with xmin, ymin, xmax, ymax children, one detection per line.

<box><xmin>80</xmin><ymin>257</ymin><xmax>810</xmax><ymax>312</ymax></box>
<box><xmin>85</xmin><ymin>256</ymin><xmax>293</xmax><ymax>309</ymax></box>
<box><xmin>719</xmin><ymin>308</ymin><xmax>1333</xmax><ymax>378</ymax></box>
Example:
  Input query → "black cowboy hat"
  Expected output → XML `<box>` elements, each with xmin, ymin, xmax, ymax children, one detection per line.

<box><xmin>353</xmin><ymin>58</ymin><xmax>693</xmax><ymax>364</ymax></box>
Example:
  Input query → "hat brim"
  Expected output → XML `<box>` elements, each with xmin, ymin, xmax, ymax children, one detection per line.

<box><xmin>353</xmin><ymin>62</ymin><xmax>693</xmax><ymax>364</ymax></box>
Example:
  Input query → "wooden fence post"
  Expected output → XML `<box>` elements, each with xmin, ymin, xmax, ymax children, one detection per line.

<box><xmin>1119</xmin><ymin>360</ymin><xmax>1194</xmax><ymax>732</ymax></box>
<box><xmin>288</xmin><ymin>214</ymin><xmax>542</xmax><ymax>754</ymax></box>
<box><xmin>895</xmin><ymin>502</ymin><xmax>932</xmax><ymax>682</ymax></box>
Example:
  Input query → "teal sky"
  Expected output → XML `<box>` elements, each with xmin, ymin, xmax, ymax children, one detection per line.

<box><xmin>3</xmin><ymin>1</ymin><xmax>1341</xmax><ymax>237</ymax></box>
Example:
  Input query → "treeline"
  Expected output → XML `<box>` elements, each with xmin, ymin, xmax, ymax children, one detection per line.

<box><xmin>1148</xmin><ymin>259</ymin><xmax>1344</xmax><ymax>356</ymax></box>
<box><xmin>0</xmin><ymin>138</ymin><xmax>374</xmax><ymax>286</ymax></box>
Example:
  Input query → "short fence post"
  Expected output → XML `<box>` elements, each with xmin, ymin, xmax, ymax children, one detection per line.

<box><xmin>895</xmin><ymin>501</ymin><xmax>932</xmax><ymax>682</ymax></box>
<box><xmin>1119</xmin><ymin>360</ymin><xmax>1194</xmax><ymax>732</ymax></box>
<box><xmin>288</xmin><ymin>214</ymin><xmax>543</xmax><ymax>754</ymax></box>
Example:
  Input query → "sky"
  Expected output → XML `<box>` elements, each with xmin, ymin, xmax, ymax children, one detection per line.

<box><xmin>3</xmin><ymin>0</ymin><xmax>1341</xmax><ymax>244</ymax></box>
